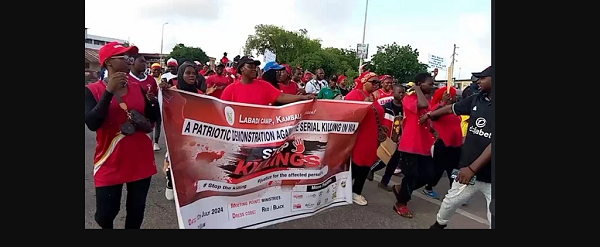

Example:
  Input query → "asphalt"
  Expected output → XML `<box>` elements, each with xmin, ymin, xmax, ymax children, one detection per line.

<box><xmin>85</xmin><ymin>126</ymin><xmax>488</xmax><ymax>229</ymax></box>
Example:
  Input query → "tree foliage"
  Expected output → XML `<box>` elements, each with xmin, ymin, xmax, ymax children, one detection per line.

<box><xmin>244</xmin><ymin>25</ymin><xmax>427</xmax><ymax>86</ymax></box>
<box><xmin>370</xmin><ymin>43</ymin><xmax>428</xmax><ymax>83</ymax></box>
<box><xmin>169</xmin><ymin>44</ymin><xmax>210</xmax><ymax>64</ymax></box>
<box><xmin>244</xmin><ymin>25</ymin><xmax>360</xmax><ymax>78</ymax></box>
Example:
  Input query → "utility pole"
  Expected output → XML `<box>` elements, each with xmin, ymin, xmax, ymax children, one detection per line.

<box><xmin>447</xmin><ymin>44</ymin><xmax>459</xmax><ymax>92</ymax></box>
<box><xmin>160</xmin><ymin>22</ymin><xmax>169</xmax><ymax>67</ymax></box>
<box><xmin>358</xmin><ymin>0</ymin><xmax>369</xmax><ymax>72</ymax></box>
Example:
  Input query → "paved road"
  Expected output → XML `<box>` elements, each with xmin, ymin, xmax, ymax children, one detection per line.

<box><xmin>85</xmin><ymin>126</ymin><xmax>488</xmax><ymax>229</ymax></box>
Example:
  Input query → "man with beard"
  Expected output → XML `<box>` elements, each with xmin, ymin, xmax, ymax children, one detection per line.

<box><xmin>392</xmin><ymin>73</ymin><xmax>436</xmax><ymax>218</ymax></box>
<box><xmin>305</xmin><ymin>68</ymin><xmax>328</xmax><ymax>94</ymax></box>
<box><xmin>161</xmin><ymin>58</ymin><xmax>178</xmax><ymax>86</ymax></box>
<box><xmin>205</xmin><ymin>64</ymin><xmax>231</xmax><ymax>98</ymax></box>
<box><xmin>422</xmin><ymin>66</ymin><xmax>493</xmax><ymax>229</ymax></box>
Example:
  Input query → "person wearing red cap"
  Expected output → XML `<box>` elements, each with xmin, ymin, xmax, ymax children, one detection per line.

<box><xmin>84</xmin><ymin>42</ymin><xmax>159</xmax><ymax>229</ymax></box>
<box><xmin>392</xmin><ymin>72</ymin><xmax>436</xmax><ymax>218</ymax></box>
<box><xmin>374</xmin><ymin>75</ymin><xmax>394</xmax><ymax>105</ymax></box>
<box><xmin>278</xmin><ymin>64</ymin><xmax>299</xmax><ymax>95</ymax></box>
<box><xmin>337</xmin><ymin>75</ymin><xmax>349</xmax><ymax>96</ymax></box>
<box><xmin>420</xmin><ymin>86</ymin><xmax>462</xmax><ymax>199</ymax></box>
<box><xmin>220</xmin><ymin>56</ymin><xmax>314</xmax><ymax>105</ymax></box>
<box><xmin>343</xmin><ymin>71</ymin><xmax>384</xmax><ymax>206</ymax></box>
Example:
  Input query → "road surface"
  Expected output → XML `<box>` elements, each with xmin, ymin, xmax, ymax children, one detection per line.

<box><xmin>85</xmin><ymin>126</ymin><xmax>488</xmax><ymax>229</ymax></box>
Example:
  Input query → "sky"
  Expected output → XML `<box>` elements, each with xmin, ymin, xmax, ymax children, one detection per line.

<box><xmin>85</xmin><ymin>0</ymin><xmax>490</xmax><ymax>80</ymax></box>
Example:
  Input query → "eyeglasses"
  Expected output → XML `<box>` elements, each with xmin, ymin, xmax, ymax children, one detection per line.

<box><xmin>111</xmin><ymin>55</ymin><xmax>135</xmax><ymax>64</ymax></box>
<box><xmin>367</xmin><ymin>80</ymin><xmax>381</xmax><ymax>85</ymax></box>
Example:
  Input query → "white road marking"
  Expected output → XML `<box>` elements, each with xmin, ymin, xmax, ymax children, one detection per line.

<box><xmin>372</xmin><ymin>174</ymin><xmax>489</xmax><ymax>226</ymax></box>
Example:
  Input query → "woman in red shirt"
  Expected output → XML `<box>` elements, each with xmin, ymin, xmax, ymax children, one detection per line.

<box><xmin>84</xmin><ymin>42</ymin><xmax>159</xmax><ymax>229</ymax></box>
<box><xmin>220</xmin><ymin>56</ymin><xmax>314</xmax><ymax>105</ymax></box>
<box><xmin>344</xmin><ymin>71</ymin><xmax>384</xmax><ymax>206</ymax></box>
<box><xmin>422</xmin><ymin>86</ymin><xmax>463</xmax><ymax>198</ymax></box>
<box><xmin>278</xmin><ymin>64</ymin><xmax>299</xmax><ymax>95</ymax></box>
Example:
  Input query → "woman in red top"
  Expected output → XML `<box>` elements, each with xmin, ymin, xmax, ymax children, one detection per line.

<box><xmin>84</xmin><ymin>42</ymin><xmax>159</xmax><ymax>229</ymax></box>
<box><xmin>220</xmin><ymin>56</ymin><xmax>314</xmax><ymax>106</ymax></box>
<box><xmin>343</xmin><ymin>71</ymin><xmax>384</xmax><ymax>206</ymax></box>
<box><xmin>422</xmin><ymin>86</ymin><xmax>463</xmax><ymax>198</ymax></box>
<box><xmin>278</xmin><ymin>64</ymin><xmax>299</xmax><ymax>95</ymax></box>
<box><xmin>373</xmin><ymin>75</ymin><xmax>393</xmax><ymax>100</ymax></box>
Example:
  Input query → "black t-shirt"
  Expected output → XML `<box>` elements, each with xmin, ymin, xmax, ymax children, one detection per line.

<box><xmin>340</xmin><ymin>88</ymin><xmax>349</xmax><ymax>96</ymax></box>
<box><xmin>451</xmin><ymin>93</ymin><xmax>492</xmax><ymax>183</ymax></box>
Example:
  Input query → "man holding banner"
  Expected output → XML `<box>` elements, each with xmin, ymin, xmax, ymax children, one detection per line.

<box><xmin>220</xmin><ymin>56</ymin><xmax>314</xmax><ymax>105</ymax></box>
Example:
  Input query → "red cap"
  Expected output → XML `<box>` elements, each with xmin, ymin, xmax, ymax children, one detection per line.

<box><xmin>282</xmin><ymin>64</ymin><xmax>291</xmax><ymax>75</ymax></box>
<box><xmin>99</xmin><ymin>42</ymin><xmax>139</xmax><ymax>66</ymax></box>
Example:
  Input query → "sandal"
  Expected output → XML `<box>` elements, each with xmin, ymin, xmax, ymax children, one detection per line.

<box><xmin>393</xmin><ymin>204</ymin><xmax>413</xmax><ymax>218</ymax></box>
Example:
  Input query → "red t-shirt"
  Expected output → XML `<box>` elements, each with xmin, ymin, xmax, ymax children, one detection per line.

<box><xmin>377</xmin><ymin>88</ymin><xmax>393</xmax><ymax>98</ymax></box>
<box><xmin>220</xmin><ymin>79</ymin><xmax>282</xmax><ymax>106</ymax></box>
<box><xmin>431</xmin><ymin>103</ymin><xmax>463</xmax><ymax>147</ymax></box>
<box><xmin>128</xmin><ymin>72</ymin><xmax>158</xmax><ymax>96</ymax></box>
<box><xmin>344</xmin><ymin>89</ymin><xmax>384</xmax><ymax>166</ymax></box>
<box><xmin>279</xmin><ymin>81</ymin><xmax>299</xmax><ymax>95</ymax></box>
<box><xmin>206</xmin><ymin>74</ymin><xmax>232</xmax><ymax>98</ymax></box>
<box><xmin>398</xmin><ymin>93</ymin><xmax>436</xmax><ymax>156</ymax></box>
<box><xmin>86</xmin><ymin>81</ymin><xmax>157</xmax><ymax>187</ymax></box>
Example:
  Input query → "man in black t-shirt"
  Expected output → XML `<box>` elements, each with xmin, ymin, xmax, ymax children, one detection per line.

<box><xmin>419</xmin><ymin>66</ymin><xmax>493</xmax><ymax>229</ymax></box>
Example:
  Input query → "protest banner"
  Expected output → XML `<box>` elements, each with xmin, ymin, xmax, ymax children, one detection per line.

<box><xmin>161</xmin><ymin>89</ymin><xmax>371</xmax><ymax>229</ymax></box>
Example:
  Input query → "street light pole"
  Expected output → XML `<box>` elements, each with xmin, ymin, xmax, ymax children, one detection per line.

<box><xmin>358</xmin><ymin>0</ymin><xmax>369</xmax><ymax>72</ymax></box>
<box><xmin>160</xmin><ymin>22</ymin><xmax>169</xmax><ymax>67</ymax></box>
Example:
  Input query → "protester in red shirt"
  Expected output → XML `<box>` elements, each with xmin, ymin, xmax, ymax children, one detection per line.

<box><xmin>344</xmin><ymin>71</ymin><xmax>384</xmax><ymax>206</ymax></box>
<box><xmin>421</xmin><ymin>86</ymin><xmax>462</xmax><ymax>199</ymax></box>
<box><xmin>129</xmin><ymin>55</ymin><xmax>161</xmax><ymax>151</ymax></box>
<box><xmin>199</xmin><ymin>65</ymin><xmax>208</xmax><ymax>77</ymax></box>
<box><xmin>292</xmin><ymin>67</ymin><xmax>306</xmax><ymax>94</ymax></box>
<box><xmin>221</xmin><ymin>56</ymin><xmax>314</xmax><ymax>105</ymax></box>
<box><xmin>162</xmin><ymin>58</ymin><xmax>178</xmax><ymax>86</ymax></box>
<box><xmin>392</xmin><ymin>72</ymin><xmax>436</xmax><ymax>218</ymax></box>
<box><xmin>206</xmin><ymin>64</ymin><xmax>231</xmax><ymax>98</ymax></box>
<box><xmin>373</xmin><ymin>75</ymin><xmax>393</xmax><ymax>99</ymax></box>
<box><xmin>221</xmin><ymin>52</ymin><xmax>229</xmax><ymax>65</ymax></box>
<box><xmin>279</xmin><ymin>64</ymin><xmax>299</xmax><ymax>95</ymax></box>
<box><xmin>84</xmin><ymin>42</ymin><xmax>158</xmax><ymax>229</ymax></box>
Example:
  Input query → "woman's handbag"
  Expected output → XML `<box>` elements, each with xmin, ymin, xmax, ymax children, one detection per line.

<box><xmin>115</xmin><ymin>94</ymin><xmax>153</xmax><ymax>135</ymax></box>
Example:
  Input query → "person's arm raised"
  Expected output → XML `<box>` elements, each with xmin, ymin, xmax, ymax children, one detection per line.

<box><xmin>413</xmin><ymin>86</ymin><xmax>429</xmax><ymax>109</ymax></box>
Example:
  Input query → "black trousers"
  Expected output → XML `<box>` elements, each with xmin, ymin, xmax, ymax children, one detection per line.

<box><xmin>379</xmin><ymin>150</ymin><xmax>403</xmax><ymax>186</ymax></box>
<box><xmin>426</xmin><ymin>139</ymin><xmax>462</xmax><ymax>190</ymax></box>
<box><xmin>153</xmin><ymin>107</ymin><xmax>162</xmax><ymax>144</ymax></box>
<box><xmin>94</xmin><ymin>176</ymin><xmax>152</xmax><ymax>229</ymax></box>
<box><xmin>394</xmin><ymin>153</ymin><xmax>434</xmax><ymax>204</ymax></box>
<box><xmin>351</xmin><ymin>160</ymin><xmax>371</xmax><ymax>195</ymax></box>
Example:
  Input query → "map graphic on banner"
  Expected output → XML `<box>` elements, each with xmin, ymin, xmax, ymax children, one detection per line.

<box><xmin>161</xmin><ymin>90</ymin><xmax>371</xmax><ymax>229</ymax></box>
<box><xmin>428</xmin><ymin>54</ymin><xmax>446</xmax><ymax>70</ymax></box>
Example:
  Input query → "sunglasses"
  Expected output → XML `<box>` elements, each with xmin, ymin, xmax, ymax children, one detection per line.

<box><xmin>367</xmin><ymin>79</ymin><xmax>381</xmax><ymax>85</ymax></box>
<box><xmin>111</xmin><ymin>55</ymin><xmax>135</xmax><ymax>63</ymax></box>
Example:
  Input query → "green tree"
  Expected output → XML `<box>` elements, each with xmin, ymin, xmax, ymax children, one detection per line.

<box><xmin>169</xmin><ymin>44</ymin><xmax>210</xmax><ymax>64</ymax></box>
<box><xmin>370</xmin><ymin>43</ymin><xmax>428</xmax><ymax>83</ymax></box>
<box><xmin>244</xmin><ymin>25</ymin><xmax>322</xmax><ymax>64</ymax></box>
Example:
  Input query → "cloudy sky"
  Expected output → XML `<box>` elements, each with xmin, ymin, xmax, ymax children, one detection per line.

<box><xmin>85</xmin><ymin>0</ymin><xmax>490</xmax><ymax>80</ymax></box>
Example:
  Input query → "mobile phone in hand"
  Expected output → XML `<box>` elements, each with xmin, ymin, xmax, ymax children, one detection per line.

<box><xmin>450</xmin><ymin>169</ymin><xmax>476</xmax><ymax>185</ymax></box>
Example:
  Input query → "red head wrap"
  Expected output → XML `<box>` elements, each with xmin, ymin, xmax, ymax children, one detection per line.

<box><xmin>431</xmin><ymin>86</ymin><xmax>457</xmax><ymax>105</ymax></box>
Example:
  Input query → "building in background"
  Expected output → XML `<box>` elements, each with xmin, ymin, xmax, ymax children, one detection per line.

<box><xmin>85</xmin><ymin>28</ymin><xmax>127</xmax><ymax>50</ymax></box>
<box><xmin>435</xmin><ymin>78</ymin><xmax>472</xmax><ymax>90</ymax></box>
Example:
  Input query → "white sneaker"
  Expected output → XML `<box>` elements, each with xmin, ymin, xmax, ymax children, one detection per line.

<box><xmin>352</xmin><ymin>193</ymin><xmax>368</xmax><ymax>206</ymax></box>
<box><xmin>165</xmin><ymin>188</ymin><xmax>174</xmax><ymax>201</ymax></box>
<box><xmin>153</xmin><ymin>143</ymin><xmax>160</xmax><ymax>151</ymax></box>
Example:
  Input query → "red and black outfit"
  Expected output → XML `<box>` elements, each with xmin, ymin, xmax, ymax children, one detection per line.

<box><xmin>85</xmin><ymin>80</ymin><xmax>159</xmax><ymax>229</ymax></box>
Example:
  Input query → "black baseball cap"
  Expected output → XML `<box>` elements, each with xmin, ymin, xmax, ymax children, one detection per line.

<box><xmin>472</xmin><ymin>66</ymin><xmax>492</xmax><ymax>78</ymax></box>
<box><xmin>236</xmin><ymin>56</ymin><xmax>261</xmax><ymax>71</ymax></box>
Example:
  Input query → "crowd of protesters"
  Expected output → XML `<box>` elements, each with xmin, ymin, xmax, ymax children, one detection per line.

<box><xmin>85</xmin><ymin>42</ymin><xmax>492</xmax><ymax>229</ymax></box>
